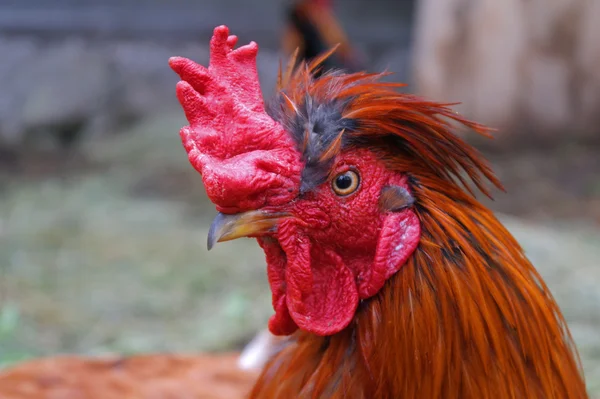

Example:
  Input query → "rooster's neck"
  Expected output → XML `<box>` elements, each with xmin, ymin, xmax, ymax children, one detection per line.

<box><xmin>250</xmin><ymin>187</ymin><xmax>588</xmax><ymax>398</ymax></box>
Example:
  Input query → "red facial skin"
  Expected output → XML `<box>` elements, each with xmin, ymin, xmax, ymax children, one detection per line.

<box><xmin>258</xmin><ymin>148</ymin><xmax>421</xmax><ymax>336</ymax></box>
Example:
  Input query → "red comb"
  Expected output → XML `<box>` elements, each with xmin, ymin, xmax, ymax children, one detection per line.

<box><xmin>169</xmin><ymin>25</ymin><xmax>264</xmax><ymax>119</ymax></box>
<box><xmin>170</xmin><ymin>26</ymin><xmax>302</xmax><ymax>212</ymax></box>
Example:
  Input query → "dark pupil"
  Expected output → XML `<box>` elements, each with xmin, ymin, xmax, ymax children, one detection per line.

<box><xmin>336</xmin><ymin>174</ymin><xmax>353</xmax><ymax>190</ymax></box>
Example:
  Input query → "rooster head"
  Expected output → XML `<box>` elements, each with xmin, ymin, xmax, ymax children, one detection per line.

<box><xmin>170</xmin><ymin>26</ymin><xmax>497</xmax><ymax>337</ymax></box>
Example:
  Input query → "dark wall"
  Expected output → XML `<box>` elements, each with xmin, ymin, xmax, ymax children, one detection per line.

<box><xmin>0</xmin><ymin>0</ymin><xmax>415</xmax><ymax>51</ymax></box>
<box><xmin>0</xmin><ymin>0</ymin><xmax>417</xmax><ymax>147</ymax></box>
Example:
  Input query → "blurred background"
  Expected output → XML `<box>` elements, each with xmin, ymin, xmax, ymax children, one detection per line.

<box><xmin>0</xmin><ymin>0</ymin><xmax>599</xmax><ymax>394</ymax></box>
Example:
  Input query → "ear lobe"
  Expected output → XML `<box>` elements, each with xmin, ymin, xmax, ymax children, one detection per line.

<box><xmin>359</xmin><ymin>186</ymin><xmax>420</xmax><ymax>299</ymax></box>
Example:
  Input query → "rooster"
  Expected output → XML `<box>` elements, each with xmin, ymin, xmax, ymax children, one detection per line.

<box><xmin>0</xmin><ymin>25</ymin><xmax>589</xmax><ymax>398</ymax></box>
<box><xmin>170</xmin><ymin>26</ymin><xmax>589</xmax><ymax>398</ymax></box>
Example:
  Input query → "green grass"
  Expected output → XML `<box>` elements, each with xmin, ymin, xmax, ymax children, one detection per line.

<box><xmin>0</xmin><ymin>304</ymin><xmax>32</xmax><ymax>367</ymax></box>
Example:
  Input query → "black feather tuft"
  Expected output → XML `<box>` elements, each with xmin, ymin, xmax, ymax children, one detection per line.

<box><xmin>267</xmin><ymin>93</ymin><xmax>357</xmax><ymax>193</ymax></box>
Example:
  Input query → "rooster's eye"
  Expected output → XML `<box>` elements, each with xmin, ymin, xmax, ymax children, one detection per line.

<box><xmin>332</xmin><ymin>170</ymin><xmax>360</xmax><ymax>196</ymax></box>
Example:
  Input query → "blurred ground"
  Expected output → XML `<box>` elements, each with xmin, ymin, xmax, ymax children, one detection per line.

<box><xmin>480</xmin><ymin>143</ymin><xmax>600</xmax><ymax>222</ymax></box>
<box><xmin>0</xmin><ymin>113</ymin><xmax>270</xmax><ymax>363</ymax></box>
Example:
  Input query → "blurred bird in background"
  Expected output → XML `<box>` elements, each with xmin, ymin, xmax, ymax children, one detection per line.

<box><xmin>282</xmin><ymin>0</ymin><xmax>364</xmax><ymax>75</ymax></box>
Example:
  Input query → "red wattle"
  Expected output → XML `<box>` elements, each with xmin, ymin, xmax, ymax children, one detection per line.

<box><xmin>278</xmin><ymin>222</ymin><xmax>358</xmax><ymax>336</ymax></box>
